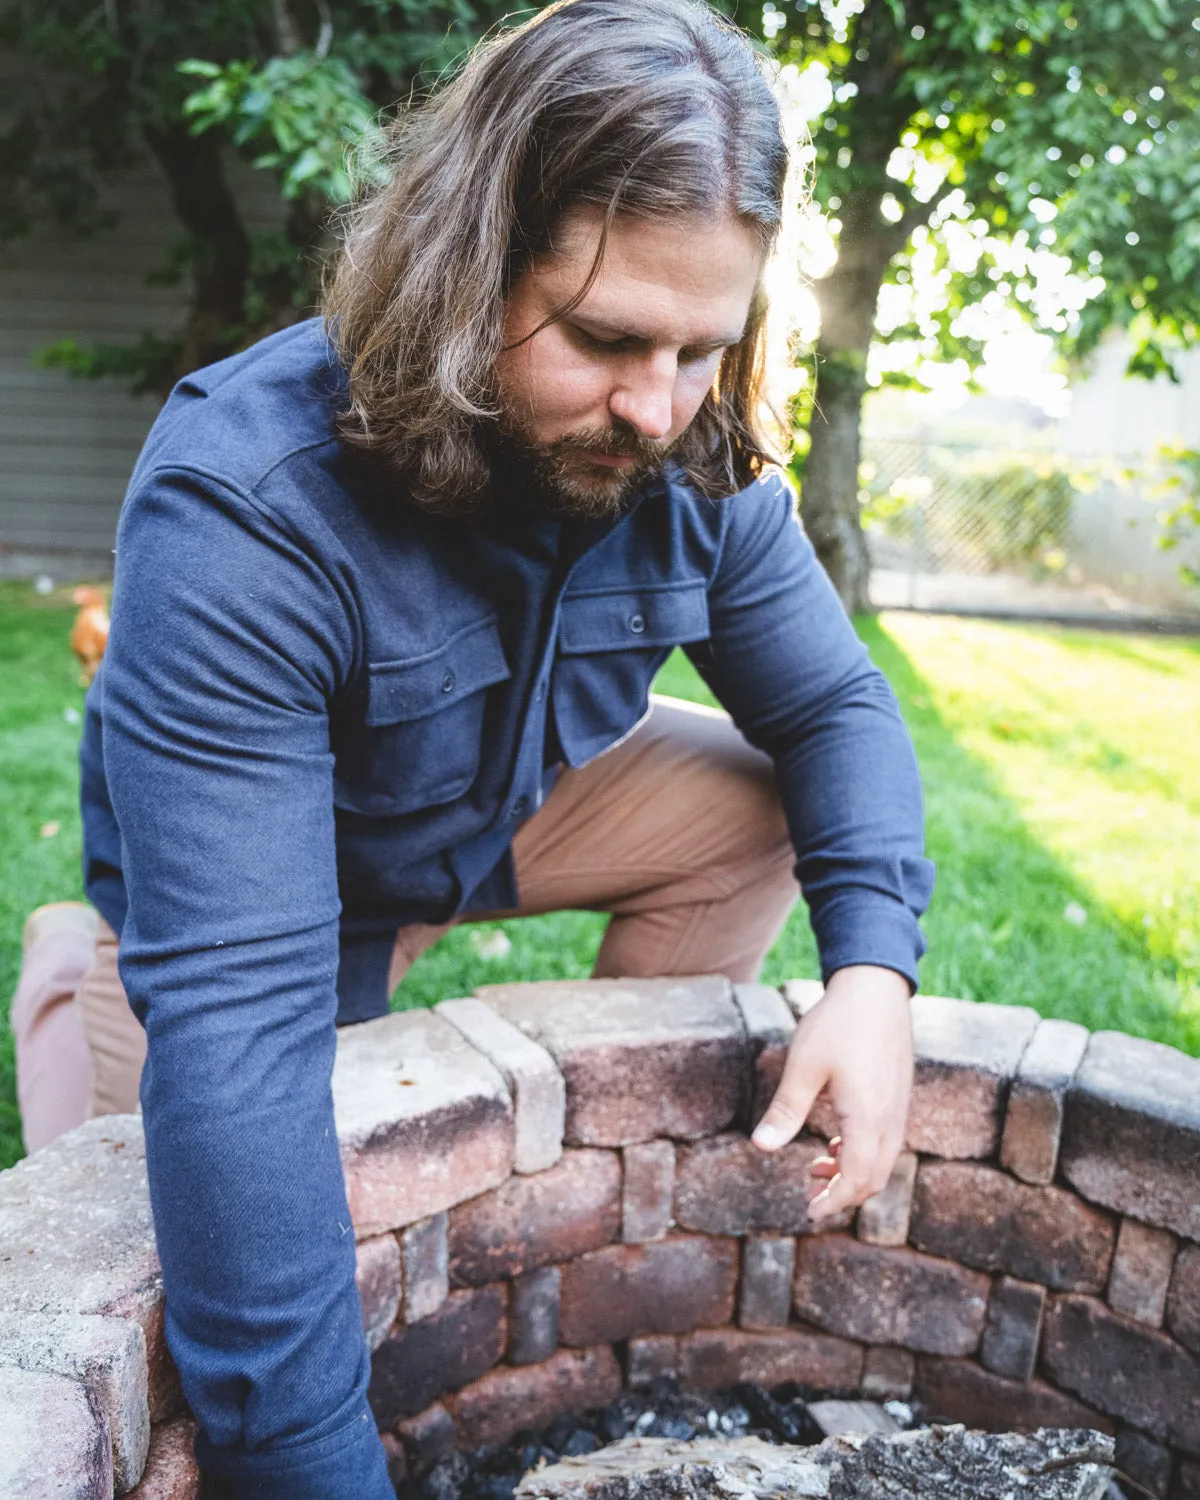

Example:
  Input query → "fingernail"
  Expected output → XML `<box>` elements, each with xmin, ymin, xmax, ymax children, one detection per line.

<box><xmin>752</xmin><ymin>1122</ymin><xmax>786</xmax><ymax>1151</ymax></box>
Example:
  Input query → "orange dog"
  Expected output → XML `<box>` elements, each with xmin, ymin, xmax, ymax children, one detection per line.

<box><xmin>70</xmin><ymin>586</ymin><xmax>110</xmax><ymax>685</ymax></box>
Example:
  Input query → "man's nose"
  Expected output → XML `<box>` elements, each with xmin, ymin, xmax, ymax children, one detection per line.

<box><xmin>608</xmin><ymin>353</ymin><xmax>675</xmax><ymax>441</ymax></box>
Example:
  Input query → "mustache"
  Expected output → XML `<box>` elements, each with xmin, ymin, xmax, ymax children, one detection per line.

<box><xmin>548</xmin><ymin>426</ymin><xmax>673</xmax><ymax>465</ymax></box>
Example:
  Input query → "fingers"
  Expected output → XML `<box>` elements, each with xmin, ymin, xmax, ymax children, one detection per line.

<box><xmin>808</xmin><ymin>1127</ymin><xmax>897</xmax><ymax>1221</ymax></box>
<box><xmin>750</xmin><ymin>1045</ymin><xmax>825</xmax><ymax>1152</ymax></box>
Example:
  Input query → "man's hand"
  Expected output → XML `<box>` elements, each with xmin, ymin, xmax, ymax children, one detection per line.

<box><xmin>750</xmin><ymin>964</ymin><xmax>913</xmax><ymax>1221</ymax></box>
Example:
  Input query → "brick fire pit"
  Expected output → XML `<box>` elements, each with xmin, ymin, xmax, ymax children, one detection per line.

<box><xmin>2</xmin><ymin>977</ymin><xmax>1199</xmax><ymax>1498</ymax></box>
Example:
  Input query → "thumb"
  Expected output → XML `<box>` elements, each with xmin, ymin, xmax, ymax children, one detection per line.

<box><xmin>751</xmin><ymin>1041</ymin><xmax>825</xmax><ymax>1152</ymax></box>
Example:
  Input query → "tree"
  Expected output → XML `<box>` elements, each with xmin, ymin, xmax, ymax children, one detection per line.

<box><xmin>760</xmin><ymin>0</ymin><xmax>1200</xmax><ymax>609</ymax></box>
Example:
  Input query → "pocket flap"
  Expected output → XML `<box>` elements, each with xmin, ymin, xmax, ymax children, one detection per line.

<box><xmin>365</xmin><ymin>617</ymin><xmax>510</xmax><ymax>725</ymax></box>
<box><xmin>558</xmin><ymin>580</ymin><xmax>710</xmax><ymax>655</ymax></box>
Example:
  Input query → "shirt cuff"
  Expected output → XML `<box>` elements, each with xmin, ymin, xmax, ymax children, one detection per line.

<box><xmin>809</xmin><ymin>889</ymin><xmax>926</xmax><ymax>994</ymax></box>
<box><xmin>197</xmin><ymin>1403</ymin><xmax>394</xmax><ymax>1500</ymax></box>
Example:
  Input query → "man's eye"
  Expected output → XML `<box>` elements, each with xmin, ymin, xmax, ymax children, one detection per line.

<box><xmin>680</xmin><ymin>346</ymin><xmax>724</xmax><ymax>366</ymax></box>
<box><xmin>577</xmin><ymin>328</ymin><xmax>630</xmax><ymax>352</ymax></box>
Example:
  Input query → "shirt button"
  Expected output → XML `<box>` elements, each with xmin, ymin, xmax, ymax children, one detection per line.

<box><xmin>441</xmin><ymin>670</ymin><xmax>456</xmax><ymax>693</ymax></box>
<box><xmin>510</xmin><ymin>795</ymin><xmax>530</xmax><ymax>820</ymax></box>
<box><xmin>628</xmin><ymin>612</ymin><xmax>646</xmax><ymax>634</ymax></box>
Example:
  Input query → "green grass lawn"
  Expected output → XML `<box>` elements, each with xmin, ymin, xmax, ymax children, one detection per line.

<box><xmin>2</xmin><ymin>580</ymin><xmax>1197</xmax><ymax>1171</ymax></box>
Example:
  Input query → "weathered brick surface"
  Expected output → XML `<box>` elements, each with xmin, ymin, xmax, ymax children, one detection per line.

<box><xmin>126</xmin><ymin>1420</ymin><xmax>199</xmax><ymax>1500</ymax></box>
<box><xmin>674</xmin><ymin>1133</ymin><xmax>852</xmax><ymax>1236</ymax></box>
<box><xmin>1169</xmin><ymin>1243</ymin><xmax>1200</xmax><ymax>1355</ymax></box>
<box><xmin>510</xmin><ymin>1266</ymin><xmax>560</xmax><ymax>1366</ymax></box>
<box><xmin>914</xmin><ymin>1355</ymin><xmax>1116</xmax><ymax>1433</ymax></box>
<box><xmin>627</xmin><ymin>1335</ymin><xmax>678</xmax><ymax>1388</ymax></box>
<box><xmin>1108</xmin><ymin>1219</ymin><xmax>1177</xmax><ymax>1327</ymax></box>
<box><xmin>368</xmin><ymin>1284</ymin><xmax>507</xmax><ymax>1429</ymax></box>
<box><xmin>448</xmin><ymin>1148</ymin><xmax>621</xmax><ymax>1286</ymax></box>
<box><xmin>911</xmin><ymin>1160</ymin><xmax>1115</xmax><ymax>1291</ymax></box>
<box><xmin>739</xmin><ymin>1237</ymin><xmax>796</xmax><ymax>1329</ymax></box>
<box><xmin>437</xmin><ymin>996</ymin><xmax>565</xmax><ymax>1174</ymax></box>
<box><xmin>1115</xmin><ymin>1427</ymin><xmax>1173</xmax><ymax>1500</ymax></box>
<box><xmin>782</xmin><ymin>979</ymin><xmax>824</xmax><ymax>1018</ymax></box>
<box><xmin>559</xmin><ymin>1236</ymin><xmax>738</xmax><ymax>1346</ymax></box>
<box><xmin>861</xmin><ymin>1346</ymin><xmax>914</xmax><ymax>1401</ymax></box>
<box><xmin>402</xmin><ymin>1214</ymin><xmax>449</xmax><ymax>1323</ymax></box>
<box><xmin>0</xmin><ymin>1364</ymin><xmax>113</xmax><ymax>1498</ymax></box>
<box><xmin>448</xmin><ymin>1346</ymin><xmax>623</xmax><ymax>1448</ymax></box>
<box><xmin>0</xmin><ymin>1311</ymin><xmax>148</xmax><ymax>1492</ymax></box>
<box><xmin>1042</xmin><ymin>1293</ymin><xmax>1200</xmax><ymax>1449</ymax></box>
<box><xmin>622</xmin><ymin>1141</ymin><xmax>675</xmax><ymax>1243</ymax></box>
<box><xmin>476</xmin><ymin>978</ymin><xmax>746</xmax><ymax>1145</ymax></box>
<box><xmin>397</xmin><ymin>1403</ymin><xmax>456</xmax><ymax>1476</ymax></box>
<box><xmin>677</xmin><ymin>1327</ymin><xmax>863</xmax><ymax>1394</ymax></box>
<box><xmin>793</xmin><ymin>1235</ymin><xmax>989</xmax><ymax>1355</ymax></box>
<box><xmin>1061</xmin><ymin>1031</ymin><xmax>1200</xmax><ymax>1241</ymax></box>
<box><xmin>733</xmin><ymin>983</ymin><xmax>795</xmax><ymax>1127</ymax></box>
<box><xmin>856</xmin><ymin>1152</ymin><xmax>917</xmax><ymax>1248</ymax></box>
<box><xmin>1000</xmin><ymin>1017</ymin><xmax>1089</xmax><ymax>1186</ymax></box>
<box><xmin>334</xmin><ymin>1010</ymin><xmax>514</xmax><ymax>1236</ymax></box>
<box><xmin>907</xmin><ymin>996</ymin><xmax>1039</xmax><ymax>1159</ymax></box>
<box><xmin>356</xmin><ymin>1234</ymin><xmax>402</xmax><ymax>1351</ymax></box>
<box><xmin>980</xmin><ymin>1276</ymin><xmax>1046</xmax><ymax>1383</ymax></box>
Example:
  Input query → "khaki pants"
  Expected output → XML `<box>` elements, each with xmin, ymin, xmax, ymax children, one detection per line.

<box><xmin>12</xmin><ymin>696</ymin><xmax>798</xmax><ymax>1154</ymax></box>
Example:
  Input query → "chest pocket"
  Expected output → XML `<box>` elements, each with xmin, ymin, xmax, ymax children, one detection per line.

<box><xmin>553</xmin><ymin>579</ymin><xmax>710</xmax><ymax>767</ymax></box>
<box><xmin>333</xmin><ymin>616</ymin><xmax>511</xmax><ymax>816</ymax></box>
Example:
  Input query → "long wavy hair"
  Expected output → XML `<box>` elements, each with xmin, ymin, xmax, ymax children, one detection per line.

<box><xmin>324</xmin><ymin>0</ymin><xmax>794</xmax><ymax>511</ymax></box>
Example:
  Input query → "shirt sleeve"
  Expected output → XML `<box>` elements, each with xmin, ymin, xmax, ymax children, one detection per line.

<box><xmin>102</xmin><ymin>467</ymin><xmax>394</xmax><ymax>1498</ymax></box>
<box><xmin>691</xmin><ymin>471</ymin><xmax>935</xmax><ymax>990</ymax></box>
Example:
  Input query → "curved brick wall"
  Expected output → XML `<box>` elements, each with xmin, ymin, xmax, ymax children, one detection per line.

<box><xmin>2</xmin><ymin>977</ymin><xmax>1199</xmax><ymax>1500</ymax></box>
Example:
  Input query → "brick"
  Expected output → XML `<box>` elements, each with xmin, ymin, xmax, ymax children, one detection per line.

<box><xmin>782</xmin><ymin>979</ymin><xmax>825</xmax><ymax>1017</ymax></box>
<box><xmin>856</xmin><ymin>1152</ymin><xmax>917</xmax><ymax>1247</ymax></box>
<box><xmin>559</xmin><ymin>1236</ymin><xmax>738</xmax><ymax>1346</ymax></box>
<box><xmin>1042</xmin><ymin>1293</ymin><xmax>1200</xmax><ymax>1449</ymax></box>
<box><xmin>437</xmin><ymin>996</ymin><xmax>565</xmax><ymax>1173</ymax></box>
<box><xmin>396</xmin><ymin>1403</ymin><xmax>456</xmax><ymax>1476</ymax></box>
<box><xmin>1000</xmin><ymin>1017</ymin><xmax>1090</xmax><ymax>1186</ymax></box>
<box><xmin>334</xmin><ymin>1010</ymin><xmax>515</xmax><ymax>1236</ymax></box>
<box><xmin>1115</xmin><ymin>1427</ymin><xmax>1173</xmax><ymax>1499</ymax></box>
<box><xmin>1061</xmin><ymin>1031</ymin><xmax>1200</xmax><ymax>1240</ymax></box>
<box><xmin>448</xmin><ymin>1148</ymin><xmax>621</xmax><ymax>1286</ymax></box>
<box><xmin>0</xmin><ymin>1365</ymin><xmax>112</xmax><ymax>1498</ymax></box>
<box><xmin>907</xmin><ymin>996</ymin><xmax>1039</xmax><ymax>1159</ymax></box>
<box><xmin>0</xmin><ymin>1312</ymin><xmax>148</xmax><ymax>1492</ymax></box>
<box><xmin>914</xmin><ymin>1355</ymin><xmax>1116</xmax><ymax>1433</ymax></box>
<box><xmin>674</xmin><ymin>1133</ymin><xmax>852</xmax><ymax>1236</ymax></box>
<box><xmin>126</xmin><ymin>1420</ymin><xmax>200</xmax><ymax>1500</ymax></box>
<box><xmin>356</xmin><ymin>1234</ymin><xmax>402</xmax><ymax>1351</ymax></box>
<box><xmin>623</xmin><ymin>1141</ymin><xmax>675</xmax><ymax>1243</ymax></box>
<box><xmin>1109</xmin><ymin>1219</ymin><xmax>1177</xmax><ymax>1327</ymax></box>
<box><xmin>740</xmin><ymin>1237</ymin><xmax>796</xmax><ymax>1329</ymax></box>
<box><xmin>510</xmin><ymin>1266</ymin><xmax>561</xmax><ymax>1366</ymax></box>
<box><xmin>476</xmin><ymin>977</ymin><xmax>746</xmax><ymax>1145</ymax></box>
<box><xmin>368</xmin><ymin>1283</ymin><xmax>507</xmax><ymax>1429</ymax></box>
<box><xmin>1179</xmin><ymin>1457</ymin><xmax>1200</xmax><ymax>1498</ymax></box>
<box><xmin>733</xmin><ymin>983</ymin><xmax>794</xmax><ymax>1128</ymax></box>
<box><xmin>627</xmin><ymin>1335</ymin><xmax>678</xmax><ymax>1388</ymax></box>
<box><xmin>793</xmin><ymin>1235</ymin><xmax>989</xmax><ymax>1355</ymax></box>
<box><xmin>402</xmin><ymin>1214</ymin><xmax>449</xmax><ymax>1323</ymax></box>
<box><xmin>980</xmin><ymin>1276</ymin><xmax>1046</xmax><ymax>1383</ymax></box>
<box><xmin>1169</xmin><ymin>1243</ymin><xmax>1200</xmax><ymax>1355</ymax></box>
<box><xmin>910</xmin><ymin>1160</ymin><xmax>1116</xmax><ymax>1291</ymax></box>
<box><xmin>448</xmin><ymin>1346</ymin><xmax>623</xmax><ymax>1447</ymax></box>
<box><xmin>861</xmin><ymin>1346</ymin><xmax>914</xmax><ymax>1401</ymax></box>
<box><xmin>678</xmin><ymin>1327</ymin><xmax>863</xmax><ymax>1394</ymax></box>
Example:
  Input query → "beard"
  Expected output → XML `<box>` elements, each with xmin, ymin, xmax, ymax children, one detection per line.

<box><xmin>488</xmin><ymin>414</ymin><xmax>675</xmax><ymax>521</ymax></box>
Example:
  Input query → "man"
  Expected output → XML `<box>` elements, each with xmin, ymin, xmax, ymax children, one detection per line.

<box><xmin>12</xmin><ymin>0</ymin><xmax>933</xmax><ymax>1492</ymax></box>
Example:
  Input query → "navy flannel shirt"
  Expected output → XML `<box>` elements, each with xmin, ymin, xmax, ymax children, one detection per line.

<box><xmin>80</xmin><ymin>319</ymin><xmax>933</xmax><ymax>1495</ymax></box>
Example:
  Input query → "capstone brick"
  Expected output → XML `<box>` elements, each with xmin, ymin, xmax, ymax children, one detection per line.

<box><xmin>739</xmin><ymin>1237</ymin><xmax>796</xmax><ymax>1329</ymax></box>
<box><xmin>448</xmin><ymin>1346</ymin><xmax>623</xmax><ymax>1448</ymax></box>
<box><xmin>402</xmin><ymin>1214</ymin><xmax>449</xmax><ymax>1323</ymax></box>
<box><xmin>559</xmin><ymin>1236</ymin><xmax>738</xmax><ymax>1346</ymax></box>
<box><xmin>334</xmin><ymin>1010</ymin><xmax>514</xmax><ymax>1236</ymax></box>
<box><xmin>782</xmin><ymin>979</ymin><xmax>824</xmax><ymax>1018</ymax></box>
<box><xmin>397</xmin><ymin>1403</ymin><xmax>456</xmax><ymax>1476</ymax></box>
<box><xmin>1000</xmin><ymin>1017</ymin><xmax>1089</xmax><ymax>1186</ymax></box>
<box><xmin>861</xmin><ymin>1346</ymin><xmax>914</xmax><ymax>1401</ymax></box>
<box><xmin>1169</xmin><ymin>1243</ymin><xmax>1200</xmax><ymax>1355</ymax></box>
<box><xmin>733</xmin><ymin>983</ymin><xmax>794</xmax><ymax>1128</ymax></box>
<box><xmin>0</xmin><ymin>1364</ymin><xmax>113</xmax><ymax>1499</ymax></box>
<box><xmin>126</xmin><ymin>1419</ymin><xmax>200</xmax><ymax>1500</ymax></box>
<box><xmin>369</xmin><ymin>1283</ymin><xmax>508</xmax><ymax>1429</ymax></box>
<box><xmin>475</xmin><ymin>977</ymin><xmax>746</xmax><ymax>1145</ymax></box>
<box><xmin>1061</xmin><ymin>1031</ymin><xmax>1200</xmax><ymax>1240</ymax></box>
<box><xmin>1108</xmin><ymin>1219</ymin><xmax>1177</xmax><ymax>1327</ymax></box>
<box><xmin>856</xmin><ymin>1153</ymin><xmax>917</xmax><ymax>1247</ymax></box>
<box><xmin>1042</xmin><ymin>1293</ymin><xmax>1200</xmax><ymax>1450</ymax></box>
<box><xmin>674</xmin><ymin>1133</ymin><xmax>852</xmax><ymax>1236</ymax></box>
<box><xmin>907</xmin><ymin>996</ymin><xmax>1039</xmax><ymax>1159</ymax></box>
<box><xmin>980</xmin><ymin>1276</ymin><xmax>1046</xmax><ymax>1383</ymax></box>
<box><xmin>677</xmin><ymin>1327</ymin><xmax>863</xmax><ymax>1394</ymax></box>
<box><xmin>448</xmin><ymin>1148</ymin><xmax>621</xmax><ymax>1286</ymax></box>
<box><xmin>437</xmin><ymin>996</ymin><xmax>565</xmax><ymax>1173</ymax></box>
<box><xmin>910</xmin><ymin>1160</ymin><xmax>1115</xmax><ymax>1291</ymax></box>
<box><xmin>627</xmin><ymin>1336</ymin><xmax>678</xmax><ymax>1389</ymax></box>
<box><xmin>623</xmin><ymin>1141</ymin><xmax>676</xmax><ymax>1243</ymax></box>
<box><xmin>1115</xmin><ymin>1427</ymin><xmax>1173</xmax><ymax>1500</ymax></box>
<box><xmin>792</xmin><ymin>1235</ymin><xmax>989</xmax><ymax>1355</ymax></box>
<box><xmin>914</xmin><ymin>1355</ymin><xmax>1116</xmax><ymax>1433</ymax></box>
<box><xmin>356</xmin><ymin>1233</ymin><xmax>402</xmax><ymax>1351</ymax></box>
<box><xmin>510</xmin><ymin>1266</ymin><xmax>561</xmax><ymax>1366</ymax></box>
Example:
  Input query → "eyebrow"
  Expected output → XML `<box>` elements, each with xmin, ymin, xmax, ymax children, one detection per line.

<box><xmin>571</xmin><ymin>314</ymin><xmax>746</xmax><ymax>349</ymax></box>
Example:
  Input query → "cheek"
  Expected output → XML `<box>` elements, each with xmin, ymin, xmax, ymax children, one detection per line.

<box><xmin>500</xmin><ymin>336</ymin><xmax>609</xmax><ymax>431</ymax></box>
<box><xmin>673</xmin><ymin>360</ymin><xmax>722</xmax><ymax>428</ymax></box>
